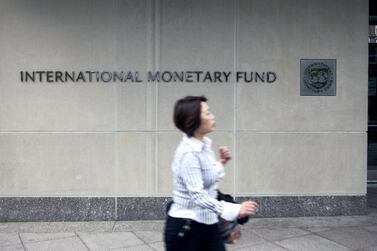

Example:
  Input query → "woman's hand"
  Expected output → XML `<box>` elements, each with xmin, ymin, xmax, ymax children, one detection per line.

<box><xmin>239</xmin><ymin>201</ymin><xmax>259</xmax><ymax>218</ymax></box>
<box><xmin>218</xmin><ymin>146</ymin><xmax>232</xmax><ymax>165</ymax></box>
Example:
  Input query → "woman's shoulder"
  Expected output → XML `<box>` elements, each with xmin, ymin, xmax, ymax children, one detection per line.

<box><xmin>176</xmin><ymin>139</ymin><xmax>199</xmax><ymax>154</ymax></box>
<box><xmin>175</xmin><ymin>147</ymin><xmax>197</xmax><ymax>161</ymax></box>
<box><xmin>173</xmin><ymin>143</ymin><xmax>199</xmax><ymax>164</ymax></box>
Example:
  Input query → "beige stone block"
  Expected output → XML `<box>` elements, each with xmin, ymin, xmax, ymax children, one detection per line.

<box><xmin>236</xmin><ymin>132</ymin><xmax>367</xmax><ymax>195</ymax></box>
<box><xmin>156</xmin><ymin>133</ymin><xmax>181</xmax><ymax>194</ymax></box>
<box><xmin>0</xmin><ymin>0</ymin><xmax>153</xmax><ymax>131</ymax></box>
<box><xmin>0</xmin><ymin>80</ymin><xmax>117</xmax><ymax>131</ymax></box>
<box><xmin>159</xmin><ymin>0</ymin><xmax>235</xmax><ymax>70</ymax></box>
<box><xmin>117</xmin><ymin>83</ymin><xmax>155</xmax><ymax>131</ymax></box>
<box><xmin>156</xmin><ymin>132</ymin><xmax>235</xmax><ymax>195</ymax></box>
<box><xmin>117</xmin><ymin>133</ymin><xmax>155</xmax><ymax>195</ymax></box>
<box><xmin>0</xmin><ymin>133</ymin><xmax>115</xmax><ymax>196</ymax></box>
<box><xmin>236</xmin><ymin>0</ymin><xmax>368</xmax><ymax>131</ymax></box>
<box><xmin>0</xmin><ymin>0</ymin><xmax>150</xmax><ymax>68</ymax></box>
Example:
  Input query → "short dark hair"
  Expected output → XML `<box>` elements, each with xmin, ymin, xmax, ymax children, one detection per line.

<box><xmin>173</xmin><ymin>96</ymin><xmax>208</xmax><ymax>137</ymax></box>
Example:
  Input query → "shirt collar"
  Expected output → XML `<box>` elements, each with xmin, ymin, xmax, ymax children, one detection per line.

<box><xmin>182</xmin><ymin>134</ymin><xmax>212</xmax><ymax>152</ymax></box>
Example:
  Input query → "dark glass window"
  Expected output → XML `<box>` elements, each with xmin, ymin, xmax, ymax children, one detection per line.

<box><xmin>368</xmin><ymin>1</ymin><xmax>377</xmax><ymax>187</ymax></box>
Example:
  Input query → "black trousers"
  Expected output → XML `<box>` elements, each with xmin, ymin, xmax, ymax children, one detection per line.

<box><xmin>164</xmin><ymin>216</ymin><xmax>226</xmax><ymax>251</ymax></box>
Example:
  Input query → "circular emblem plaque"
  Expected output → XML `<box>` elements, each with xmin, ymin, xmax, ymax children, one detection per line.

<box><xmin>303</xmin><ymin>62</ymin><xmax>333</xmax><ymax>93</ymax></box>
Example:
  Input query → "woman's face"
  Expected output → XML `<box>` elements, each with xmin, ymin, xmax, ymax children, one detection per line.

<box><xmin>196</xmin><ymin>102</ymin><xmax>216</xmax><ymax>135</ymax></box>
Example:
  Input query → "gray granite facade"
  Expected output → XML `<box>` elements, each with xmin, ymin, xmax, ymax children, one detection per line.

<box><xmin>0</xmin><ymin>196</ymin><xmax>366</xmax><ymax>222</ymax></box>
<box><xmin>117</xmin><ymin>197</ymin><xmax>172</xmax><ymax>221</ymax></box>
<box><xmin>236</xmin><ymin>196</ymin><xmax>367</xmax><ymax>218</ymax></box>
<box><xmin>0</xmin><ymin>197</ymin><xmax>115</xmax><ymax>222</ymax></box>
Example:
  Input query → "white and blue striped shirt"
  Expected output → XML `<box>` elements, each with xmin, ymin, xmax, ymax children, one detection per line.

<box><xmin>168</xmin><ymin>135</ymin><xmax>241</xmax><ymax>224</ymax></box>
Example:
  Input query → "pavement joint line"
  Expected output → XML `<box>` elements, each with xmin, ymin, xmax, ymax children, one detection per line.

<box><xmin>18</xmin><ymin>233</ymin><xmax>77</xmax><ymax>244</ymax></box>
<box><xmin>300</xmin><ymin>228</ymin><xmax>334</xmax><ymax>236</ymax></box>
<box><xmin>111</xmin><ymin>221</ymin><xmax>117</xmax><ymax>232</ymax></box>
<box><xmin>362</xmin><ymin>226</ymin><xmax>377</xmax><ymax>234</ymax></box>
<box><xmin>252</xmin><ymin>228</ymin><xmax>314</xmax><ymax>243</ymax></box>
<box><xmin>269</xmin><ymin>241</ymin><xmax>290</xmax><ymax>251</ymax></box>
<box><xmin>75</xmin><ymin>232</ymin><xmax>91</xmax><ymax>251</ymax></box>
<box><xmin>0</xmin><ymin>243</ymin><xmax>25</xmax><ymax>250</ymax></box>
<box><xmin>248</xmin><ymin>225</ymin><xmax>323</xmax><ymax>242</ymax></box>
<box><xmin>309</xmin><ymin>229</ymin><xmax>358</xmax><ymax>250</ymax></box>
<box><xmin>132</xmin><ymin>230</ymin><xmax>163</xmax><ymax>244</ymax></box>
<box><xmin>109</xmin><ymin>242</ymin><xmax>152</xmax><ymax>250</ymax></box>
<box><xmin>131</xmin><ymin>230</ymin><xmax>149</xmax><ymax>245</ymax></box>
<box><xmin>148</xmin><ymin>243</ymin><xmax>161</xmax><ymax>251</ymax></box>
<box><xmin>147</xmin><ymin>240</ymin><xmax>163</xmax><ymax>244</ymax></box>
<box><xmin>260</xmin><ymin>239</ymin><xmax>290</xmax><ymax>251</ymax></box>
<box><xmin>18</xmin><ymin>232</ymin><xmax>27</xmax><ymax>251</ymax></box>
<box><xmin>275</xmin><ymin>233</ymin><xmax>353</xmax><ymax>251</ymax></box>
<box><xmin>235</xmin><ymin>228</ymin><xmax>272</xmax><ymax>248</ymax></box>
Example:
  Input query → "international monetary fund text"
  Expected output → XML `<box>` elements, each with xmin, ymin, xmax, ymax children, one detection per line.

<box><xmin>20</xmin><ymin>70</ymin><xmax>277</xmax><ymax>84</ymax></box>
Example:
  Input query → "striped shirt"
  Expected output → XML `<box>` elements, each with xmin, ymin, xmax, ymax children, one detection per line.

<box><xmin>168</xmin><ymin>134</ymin><xmax>240</xmax><ymax>224</ymax></box>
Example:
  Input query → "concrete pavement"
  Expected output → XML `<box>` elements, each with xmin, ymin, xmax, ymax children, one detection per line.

<box><xmin>0</xmin><ymin>207</ymin><xmax>377</xmax><ymax>251</ymax></box>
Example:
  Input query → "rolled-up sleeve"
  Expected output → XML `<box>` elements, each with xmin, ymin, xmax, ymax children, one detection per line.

<box><xmin>220</xmin><ymin>201</ymin><xmax>241</xmax><ymax>221</ymax></box>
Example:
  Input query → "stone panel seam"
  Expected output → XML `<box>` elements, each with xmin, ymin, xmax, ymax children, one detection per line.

<box><xmin>114</xmin><ymin>130</ymin><xmax>119</xmax><ymax>210</ymax></box>
<box><xmin>232</xmin><ymin>0</ymin><xmax>239</xmax><ymax>198</ymax></box>
<box><xmin>146</xmin><ymin>0</ymin><xmax>154</xmax><ymax>131</ymax></box>
<box><xmin>154</xmin><ymin>0</ymin><xmax>161</xmax><ymax>194</ymax></box>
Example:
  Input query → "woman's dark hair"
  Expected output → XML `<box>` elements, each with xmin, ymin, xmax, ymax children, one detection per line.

<box><xmin>173</xmin><ymin>95</ymin><xmax>208</xmax><ymax>137</ymax></box>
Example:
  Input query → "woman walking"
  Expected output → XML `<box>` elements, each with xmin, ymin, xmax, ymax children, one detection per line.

<box><xmin>164</xmin><ymin>96</ymin><xmax>258</xmax><ymax>251</ymax></box>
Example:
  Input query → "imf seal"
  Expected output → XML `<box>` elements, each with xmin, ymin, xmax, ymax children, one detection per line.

<box><xmin>303</xmin><ymin>62</ymin><xmax>333</xmax><ymax>93</ymax></box>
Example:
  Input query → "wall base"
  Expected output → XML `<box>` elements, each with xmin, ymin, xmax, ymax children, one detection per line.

<box><xmin>0</xmin><ymin>195</ymin><xmax>366</xmax><ymax>222</ymax></box>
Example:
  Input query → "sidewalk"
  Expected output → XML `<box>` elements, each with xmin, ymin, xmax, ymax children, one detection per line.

<box><xmin>0</xmin><ymin>208</ymin><xmax>377</xmax><ymax>251</ymax></box>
